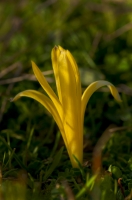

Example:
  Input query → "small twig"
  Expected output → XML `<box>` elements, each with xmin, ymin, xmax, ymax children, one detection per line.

<box><xmin>0</xmin><ymin>65</ymin><xmax>23</xmax><ymax>122</ymax></box>
<box><xmin>118</xmin><ymin>178</ymin><xmax>125</xmax><ymax>198</ymax></box>
<box><xmin>109</xmin><ymin>126</ymin><xmax>132</xmax><ymax>132</ymax></box>
<box><xmin>0</xmin><ymin>72</ymin><xmax>53</xmax><ymax>85</ymax></box>
<box><xmin>92</xmin><ymin>125</ymin><xmax>115</xmax><ymax>174</ymax></box>
<box><xmin>86</xmin><ymin>2</ymin><xmax>114</xmax><ymax>13</ymax></box>
<box><xmin>117</xmin><ymin>84</ymin><xmax>132</xmax><ymax>96</ymax></box>
<box><xmin>86</xmin><ymin>2</ymin><xmax>132</xmax><ymax>14</ymax></box>
<box><xmin>62</xmin><ymin>181</ymin><xmax>75</xmax><ymax>200</ymax></box>
<box><xmin>36</xmin><ymin>0</ymin><xmax>58</xmax><ymax>11</ymax></box>
<box><xmin>92</xmin><ymin>125</ymin><xmax>131</xmax><ymax>174</ymax></box>
<box><xmin>0</xmin><ymin>62</ymin><xmax>21</xmax><ymax>79</ymax></box>
<box><xmin>104</xmin><ymin>22</ymin><xmax>132</xmax><ymax>41</ymax></box>
<box><xmin>89</xmin><ymin>32</ymin><xmax>102</xmax><ymax>58</ymax></box>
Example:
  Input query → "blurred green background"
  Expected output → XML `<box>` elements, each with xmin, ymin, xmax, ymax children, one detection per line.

<box><xmin>0</xmin><ymin>0</ymin><xmax>132</xmax><ymax>166</ymax></box>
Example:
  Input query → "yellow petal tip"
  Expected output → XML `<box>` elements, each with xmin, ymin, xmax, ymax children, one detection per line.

<box><xmin>10</xmin><ymin>95</ymin><xmax>19</xmax><ymax>102</ymax></box>
<box><xmin>54</xmin><ymin>45</ymin><xmax>58</xmax><ymax>49</ymax></box>
<box><xmin>31</xmin><ymin>60</ymin><xmax>36</xmax><ymax>66</ymax></box>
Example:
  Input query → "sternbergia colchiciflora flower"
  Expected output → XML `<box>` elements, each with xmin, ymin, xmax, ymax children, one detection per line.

<box><xmin>12</xmin><ymin>46</ymin><xmax>121</xmax><ymax>168</ymax></box>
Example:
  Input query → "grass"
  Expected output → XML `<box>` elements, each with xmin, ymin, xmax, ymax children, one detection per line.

<box><xmin>0</xmin><ymin>125</ymin><xmax>132</xmax><ymax>199</ymax></box>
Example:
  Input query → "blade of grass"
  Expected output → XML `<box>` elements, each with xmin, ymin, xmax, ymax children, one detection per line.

<box><xmin>43</xmin><ymin>146</ymin><xmax>64</xmax><ymax>181</ymax></box>
<box><xmin>4</xmin><ymin>148</ymin><xmax>16</xmax><ymax>169</ymax></box>
<box><xmin>27</xmin><ymin>127</ymin><xmax>34</xmax><ymax>149</ymax></box>
<box><xmin>73</xmin><ymin>155</ymin><xmax>85</xmax><ymax>178</ymax></box>
<box><xmin>7</xmin><ymin>132</ymin><xmax>12</xmax><ymax>169</ymax></box>
<box><xmin>23</xmin><ymin>127</ymin><xmax>34</xmax><ymax>166</ymax></box>
<box><xmin>3</xmin><ymin>168</ymin><xmax>18</xmax><ymax>178</ymax></box>
<box><xmin>50</xmin><ymin>131</ymin><xmax>60</xmax><ymax>157</ymax></box>
<box><xmin>76</xmin><ymin>174</ymin><xmax>97</xmax><ymax>199</ymax></box>
<box><xmin>0</xmin><ymin>136</ymin><xmax>28</xmax><ymax>171</ymax></box>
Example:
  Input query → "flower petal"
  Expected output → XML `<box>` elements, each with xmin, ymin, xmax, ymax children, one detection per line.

<box><xmin>66</xmin><ymin>49</ymin><xmax>81</xmax><ymax>95</ymax></box>
<box><xmin>12</xmin><ymin>90</ymin><xmax>68</xmax><ymax>147</ymax></box>
<box><xmin>51</xmin><ymin>46</ymin><xmax>62</xmax><ymax>103</ymax></box>
<box><xmin>57</xmin><ymin>49</ymin><xmax>83</xmax><ymax>167</ymax></box>
<box><xmin>31</xmin><ymin>61</ymin><xmax>63</xmax><ymax>119</ymax></box>
<box><xmin>81</xmin><ymin>80</ymin><xmax>122</xmax><ymax>122</ymax></box>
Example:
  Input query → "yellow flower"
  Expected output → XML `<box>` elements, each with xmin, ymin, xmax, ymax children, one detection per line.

<box><xmin>12</xmin><ymin>46</ymin><xmax>121</xmax><ymax>168</ymax></box>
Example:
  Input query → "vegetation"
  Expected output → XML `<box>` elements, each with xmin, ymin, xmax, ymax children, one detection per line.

<box><xmin>0</xmin><ymin>0</ymin><xmax>132</xmax><ymax>199</ymax></box>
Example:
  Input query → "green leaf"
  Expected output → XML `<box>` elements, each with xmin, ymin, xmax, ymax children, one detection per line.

<box><xmin>128</xmin><ymin>158</ymin><xmax>132</xmax><ymax>171</ymax></box>
<box><xmin>108</xmin><ymin>165</ymin><xmax>122</xmax><ymax>179</ymax></box>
